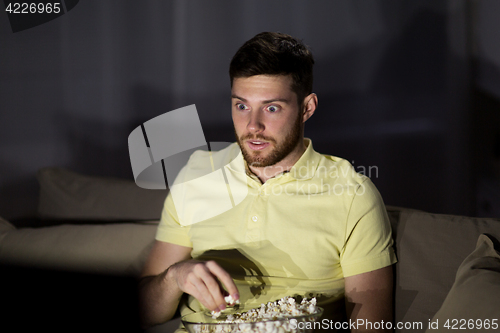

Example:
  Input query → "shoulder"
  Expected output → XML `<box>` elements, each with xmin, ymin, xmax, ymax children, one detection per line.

<box><xmin>311</xmin><ymin>152</ymin><xmax>384</xmax><ymax>205</ymax></box>
<box><xmin>316</xmin><ymin>153</ymin><xmax>369</xmax><ymax>187</ymax></box>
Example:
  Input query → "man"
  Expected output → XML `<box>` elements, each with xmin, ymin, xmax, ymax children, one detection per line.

<box><xmin>139</xmin><ymin>32</ymin><xmax>396</xmax><ymax>332</ymax></box>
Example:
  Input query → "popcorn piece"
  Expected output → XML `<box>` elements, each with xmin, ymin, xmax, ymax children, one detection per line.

<box><xmin>211</xmin><ymin>295</ymin><xmax>241</xmax><ymax>319</ymax></box>
<box><xmin>211</xmin><ymin>310</ymin><xmax>222</xmax><ymax>319</ymax></box>
<box><xmin>225</xmin><ymin>295</ymin><xmax>240</xmax><ymax>305</ymax></box>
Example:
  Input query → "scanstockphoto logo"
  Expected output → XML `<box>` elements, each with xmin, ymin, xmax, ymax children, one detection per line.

<box><xmin>128</xmin><ymin>105</ymin><xmax>249</xmax><ymax>227</ymax></box>
<box><xmin>3</xmin><ymin>0</ymin><xmax>79</xmax><ymax>33</ymax></box>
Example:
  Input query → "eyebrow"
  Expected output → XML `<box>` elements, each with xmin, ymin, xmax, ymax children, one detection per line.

<box><xmin>231</xmin><ymin>94</ymin><xmax>291</xmax><ymax>104</ymax></box>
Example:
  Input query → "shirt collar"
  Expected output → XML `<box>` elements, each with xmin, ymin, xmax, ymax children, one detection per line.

<box><xmin>289</xmin><ymin>138</ymin><xmax>320</xmax><ymax>180</ymax></box>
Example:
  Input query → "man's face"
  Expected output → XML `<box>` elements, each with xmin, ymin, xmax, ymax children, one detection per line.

<box><xmin>231</xmin><ymin>75</ymin><xmax>303</xmax><ymax>168</ymax></box>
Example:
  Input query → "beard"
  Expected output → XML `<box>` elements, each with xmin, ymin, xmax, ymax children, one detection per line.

<box><xmin>235</xmin><ymin>112</ymin><xmax>303</xmax><ymax>168</ymax></box>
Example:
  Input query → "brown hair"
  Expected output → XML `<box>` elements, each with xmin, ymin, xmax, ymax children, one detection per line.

<box><xmin>229</xmin><ymin>32</ymin><xmax>314</xmax><ymax>105</ymax></box>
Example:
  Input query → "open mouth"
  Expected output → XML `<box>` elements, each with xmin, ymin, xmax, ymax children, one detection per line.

<box><xmin>247</xmin><ymin>140</ymin><xmax>270</xmax><ymax>151</ymax></box>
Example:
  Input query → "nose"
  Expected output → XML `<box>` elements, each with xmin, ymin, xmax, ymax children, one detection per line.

<box><xmin>247</xmin><ymin>111</ymin><xmax>264</xmax><ymax>134</ymax></box>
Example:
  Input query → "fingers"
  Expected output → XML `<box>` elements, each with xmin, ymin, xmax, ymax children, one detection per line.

<box><xmin>194</xmin><ymin>262</ymin><xmax>228</xmax><ymax>311</ymax></box>
<box><xmin>186</xmin><ymin>266</ymin><xmax>222</xmax><ymax>311</ymax></box>
<box><xmin>173</xmin><ymin>260</ymin><xmax>239</xmax><ymax>312</ymax></box>
<box><xmin>205</xmin><ymin>261</ymin><xmax>239</xmax><ymax>302</ymax></box>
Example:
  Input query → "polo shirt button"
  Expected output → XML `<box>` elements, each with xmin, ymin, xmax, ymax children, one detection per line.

<box><xmin>251</xmin><ymin>216</ymin><xmax>258</xmax><ymax>222</ymax></box>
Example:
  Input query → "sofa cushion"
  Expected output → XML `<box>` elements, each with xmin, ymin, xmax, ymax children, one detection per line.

<box><xmin>37</xmin><ymin>167</ymin><xmax>167</xmax><ymax>221</ymax></box>
<box><xmin>388</xmin><ymin>207</ymin><xmax>500</xmax><ymax>330</ymax></box>
<box><xmin>424</xmin><ymin>234</ymin><xmax>500</xmax><ymax>332</ymax></box>
<box><xmin>0</xmin><ymin>216</ymin><xmax>15</xmax><ymax>232</ymax></box>
<box><xmin>0</xmin><ymin>222</ymin><xmax>157</xmax><ymax>276</ymax></box>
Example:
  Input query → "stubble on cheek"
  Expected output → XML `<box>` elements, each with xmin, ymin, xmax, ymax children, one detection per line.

<box><xmin>233</xmin><ymin>112</ymin><xmax>302</xmax><ymax>168</ymax></box>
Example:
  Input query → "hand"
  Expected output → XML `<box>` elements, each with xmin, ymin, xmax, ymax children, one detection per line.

<box><xmin>167</xmin><ymin>259</ymin><xmax>239</xmax><ymax>312</ymax></box>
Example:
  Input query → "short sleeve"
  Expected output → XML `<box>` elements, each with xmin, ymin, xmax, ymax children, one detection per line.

<box><xmin>155</xmin><ymin>192</ymin><xmax>193</xmax><ymax>247</ymax></box>
<box><xmin>340</xmin><ymin>178</ymin><xmax>396</xmax><ymax>277</ymax></box>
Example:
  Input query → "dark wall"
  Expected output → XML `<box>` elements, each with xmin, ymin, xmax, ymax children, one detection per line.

<box><xmin>1</xmin><ymin>0</ymin><xmax>495</xmax><ymax>219</ymax></box>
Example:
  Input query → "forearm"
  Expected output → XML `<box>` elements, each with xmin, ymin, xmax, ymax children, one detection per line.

<box><xmin>138</xmin><ymin>241</ymin><xmax>239</xmax><ymax>328</ymax></box>
<box><xmin>138</xmin><ymin>268</ymin><xmax>184</xmax><ymax>328</ymax></box>
<box><xmin>344</xmin><ymin>266</ymin><xmax>394</xmax><ymax>332</ymax></box>
<box><xmin>346</xmin><ymin>299</ymin><xmax>393</xmax><ymax>333</ymax></box>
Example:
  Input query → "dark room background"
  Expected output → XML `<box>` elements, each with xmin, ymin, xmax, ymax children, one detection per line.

<box><xmin>1</xmin><ymin>0</ymin><xmax>500</xmax><ymax>221</ymax></box>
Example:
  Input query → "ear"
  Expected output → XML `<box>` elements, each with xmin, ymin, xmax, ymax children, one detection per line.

<box><xmin>301</xmin><ymin>93</ymin><xmax>318</xmax><ymax>123</ymax></box>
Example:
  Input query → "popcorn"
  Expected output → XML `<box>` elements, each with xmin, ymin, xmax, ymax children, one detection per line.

<box><xmin>202</xmin><ymin>296</ymin><xmax>319</xmax><ymax>333</ymax></box>
<box><xmin>211</xmin><ymin>294</ymin><xmax>241</xmax><ymax>319</ymax></box>
<box><xmin>211</xmin><ymin>310</ymin><xmax>222</xmax><ymax>319</ymax></box>
<box><xmin>225</xmin><ymin>295</ymin><xmax>240</xmax><ymax>306</ymax></box>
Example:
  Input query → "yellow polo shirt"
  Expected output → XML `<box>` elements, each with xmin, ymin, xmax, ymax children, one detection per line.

<box><xmin>156</xmin><ymin>139</ymin><xmax>396</xmax><ymax>318</ymax></box>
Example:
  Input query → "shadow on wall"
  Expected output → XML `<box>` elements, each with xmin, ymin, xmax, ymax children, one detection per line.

<box><xmin>53</xmin><ymin>83</ymin><xmax>236</xmax><ymax>180</ymax></box>
<box><xmin>53</xmin><ymin>112</ymin><xmax>136</xmax><ymax>180</ymax></box>
<box><xmin>306</xmin><ymin>9</ymin><xmax>473</xmax><ymax>215</ymax></box>
<box><xmin>52</xmin><ymin>84</ymin><xmax>177</xmax><ymax>180</ymax></box>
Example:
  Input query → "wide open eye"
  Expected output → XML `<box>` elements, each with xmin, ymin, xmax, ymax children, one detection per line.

<box><xmin>266</xmin><ymin>105</ymin><xmax>279</xmax><ymax>113</ymax></box>
<box><xmin>236</xmin><ymin>103</ymin><xmax>248</xmax><ymax>110</ymax></box>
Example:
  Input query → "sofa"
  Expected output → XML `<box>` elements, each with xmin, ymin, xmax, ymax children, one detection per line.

<box><xmin>0</xmin><ymin>167</ymin><xmax>499</xmax><ymax>332</ymax></box>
